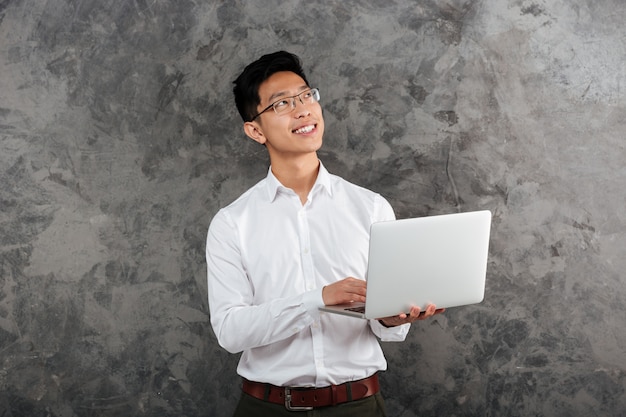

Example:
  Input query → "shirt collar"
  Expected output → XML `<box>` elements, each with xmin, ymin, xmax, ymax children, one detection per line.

<box><xmin>266</xmin><ymin>161</ymin><xmax>333</xmax><ymax>202</ymax></box>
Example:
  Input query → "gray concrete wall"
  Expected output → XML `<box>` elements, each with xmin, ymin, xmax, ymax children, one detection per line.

<box><xmin>1</xmin><ymin>0</ymin><xmax>624</xmax><ymax>416</ymax></box>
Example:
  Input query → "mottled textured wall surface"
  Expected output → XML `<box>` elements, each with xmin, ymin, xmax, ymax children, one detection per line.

<box><xmin>1</xmin><ymin>0</ymin><xmax>624</xmax><ymax>416</ymax></box>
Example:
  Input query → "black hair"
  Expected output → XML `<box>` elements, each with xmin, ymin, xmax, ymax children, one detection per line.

<box><xmin>233</xmin><ymin>51</ymin><xmax>310</xmax><ymax>122</ymax></box>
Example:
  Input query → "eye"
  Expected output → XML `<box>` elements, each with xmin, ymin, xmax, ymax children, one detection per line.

<box><xmin>273</xmin><ymin>99</ymin><xmax>290</xmax><ymax>109</ymax></box>
<box><xmin>302</xmin><ymin>91</ymin><xmax>313</xmax><ymax>99</ymax></box>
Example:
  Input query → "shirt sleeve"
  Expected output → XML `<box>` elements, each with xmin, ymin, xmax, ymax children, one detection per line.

<box><xmin>206</xmin><ymin>209</ymin><xmax>323</xmax><ymax>354</ymax></box>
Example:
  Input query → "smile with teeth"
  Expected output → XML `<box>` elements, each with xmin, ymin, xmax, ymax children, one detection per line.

<box><xmin>293</xmin><ymin>124</ymin><xmax>316</xmax><ymax>134</ymax></box>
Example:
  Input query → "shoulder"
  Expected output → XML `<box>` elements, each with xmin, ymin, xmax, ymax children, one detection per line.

<box><xmin>210</xmin><ymin>177</ymin><xmax>268</xmax><ymax>226</ymax></box>
<box><xmin>329</xmin><ymin>172</ymin><xmax>383</xmax><ymax>200</ymax></box>
<box><xmin>327</xmin><ymin>172</ymin><xmax>395</xmax><ymax>221</ymax></box>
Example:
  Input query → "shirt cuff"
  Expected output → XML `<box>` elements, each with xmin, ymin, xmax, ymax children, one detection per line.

<box><xmin>370</xmin><ymin>319</ymin><xmax>410</xmax><ymax>341</ymax></box>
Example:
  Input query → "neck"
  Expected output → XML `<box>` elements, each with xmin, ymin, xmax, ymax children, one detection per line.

<box><xmin>270</xmin><ymin>154</ymin><xmax>320</xmax><ymax>204</ymax></box>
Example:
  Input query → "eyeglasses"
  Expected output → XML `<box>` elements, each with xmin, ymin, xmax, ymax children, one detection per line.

<box><xmin>251</xmin><ymin>88</ymin><xmax>320</xmax><ymax>121</ymax></box>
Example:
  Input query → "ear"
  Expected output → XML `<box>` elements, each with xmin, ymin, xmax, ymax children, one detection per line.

<box><xmin>243</xmin><ymin>121</ymin><xmax>266</xmax><ymax>145</ymax></box>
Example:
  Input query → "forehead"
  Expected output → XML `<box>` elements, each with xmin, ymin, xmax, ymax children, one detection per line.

<box><xmin>258</xmin><ymin>71</ymin><xmax>308</xmax><ymax>103</ymax></box>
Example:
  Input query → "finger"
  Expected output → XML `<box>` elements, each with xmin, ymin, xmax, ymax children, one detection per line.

<box><xmin>417</xmin><ymin>304</ymin><xmax>438</xmax><ymax>320</ymax></box>
<box><xmin>352</xmin><ymin>286</ymin><xmax>367</xmax><ymax>297</ymax></box>
<box><xmin>425</xmin><ymin>304</ymin><xmax>437</xmax><ymax>315</ymax></box>
<box><xmin>350</xmin><ymin>281</ymin><xmax>367</xmax><ymax>292</ymax></box>
<box><xmin>407</xmin><ymin>306</ymin><xmax>422</xmax><ymax>319</ymax></box>
<box><xmin>349</xmin><ymin>286</ymin><xmax>367</xmax><ymax>301</ymax></box>
<box><xmin>343</xmin><ymin>278</ymin><xmax>366</xmax><ymax>293</ymax></box>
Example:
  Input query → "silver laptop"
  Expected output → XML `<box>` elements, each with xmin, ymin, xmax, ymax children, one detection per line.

<box><xmin>319</xmin><ymin>210</ymin><xmax>491</xmax><ymax>319</ymax></box>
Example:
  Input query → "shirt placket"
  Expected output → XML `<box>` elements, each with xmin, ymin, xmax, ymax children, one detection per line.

<box><xmin>297</xmin><ymin>203</ymin><xmax>328</xmax><ymax>384</ymax></box>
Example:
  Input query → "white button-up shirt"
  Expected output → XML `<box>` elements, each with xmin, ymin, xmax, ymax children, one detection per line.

<box><xmin>206</xmin><ymin>162</ymin><xmax>410</xmax><ymax>387</ymax></box>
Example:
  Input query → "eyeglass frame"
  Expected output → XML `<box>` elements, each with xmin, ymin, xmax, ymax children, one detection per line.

<box><xmin>250</xmin><ymin>88</ymin><xmax>320</xmax><ymax>121</ymax></box>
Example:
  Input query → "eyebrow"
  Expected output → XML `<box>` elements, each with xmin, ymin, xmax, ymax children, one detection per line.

<box><xmin>266</xmin><ymin>85</ymin><xmax>310</xmax><ymax>103</ymax></box>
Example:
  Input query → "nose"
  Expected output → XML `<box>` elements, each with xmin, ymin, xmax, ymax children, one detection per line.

<box><xmin>292</xmin><ymin>98</ymin><xmax>311</xmax><ymax>117</ymax></box>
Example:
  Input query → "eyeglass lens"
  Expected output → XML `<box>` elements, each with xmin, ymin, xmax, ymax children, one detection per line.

<box><xmin>273</xmin><ymin>89</ymin><xmax>320</xmax><ymax>115</ymax></box>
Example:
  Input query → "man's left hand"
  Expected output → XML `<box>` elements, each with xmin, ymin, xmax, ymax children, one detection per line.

<box><xmin>378</xmin><ymin>304</ymin><xmax>445</xmax><ymax>327</ymax></box>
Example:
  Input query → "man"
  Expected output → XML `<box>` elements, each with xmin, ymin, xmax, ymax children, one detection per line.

<box><xmin>206</xmin><ymin>51</ymin><xmax>443</xmax><ymax>416</ymax></box>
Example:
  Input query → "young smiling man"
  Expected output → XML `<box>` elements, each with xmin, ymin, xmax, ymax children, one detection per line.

<box><xmin>206</xmin><ymin>51</ymin><xmax>442</xmax><ymax>416</ymax></box>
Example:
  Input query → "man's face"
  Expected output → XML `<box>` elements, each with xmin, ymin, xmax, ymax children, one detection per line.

<box><xmin>246</xmin><ymin>71</ymin><xmax>324</xmax><ymax>160</ymax></box>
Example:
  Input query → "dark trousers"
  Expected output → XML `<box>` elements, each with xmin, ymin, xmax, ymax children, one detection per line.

<box><xmin>233</xmin><ymin>391</ymin><xmax>388</xmax><ymax>417</ymax></box>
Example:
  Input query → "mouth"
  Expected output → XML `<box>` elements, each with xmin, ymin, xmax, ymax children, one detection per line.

<box><xmin>292</xmin><ymin>124</ymin><xmax>316</xmax><ymax>134</ymax></box>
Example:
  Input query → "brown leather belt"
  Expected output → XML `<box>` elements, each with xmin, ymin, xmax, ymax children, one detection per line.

<box><xmin>242</xmin><ymin>373</ymin><xmax>380</xmax><ymax>411</ymax></box>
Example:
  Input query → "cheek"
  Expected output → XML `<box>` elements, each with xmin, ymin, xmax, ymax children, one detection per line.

<box><xmin>313</xmin><ymin>107</ymin><xmax>325</xmax><ymax>125</ymax></box>
<box><xmin>261</xmin><ymin>118</ymin><xmax>290</xmax><ymax>135</ymax></box>
<box><xmin>317</xmin><ymin>121</ymin><xmax>325</xmax><ymax>137</ymax></box>
<box><xmin>316</xmin><ymin>113</ymin><xmax>325</xmax><ymax>133</ymax></box>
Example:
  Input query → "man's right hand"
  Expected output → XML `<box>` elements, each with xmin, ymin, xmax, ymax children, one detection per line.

<box><xmin>322</xmin><ymin>277</ymin><xmax>367</xmax><ymax>306</ymax></box>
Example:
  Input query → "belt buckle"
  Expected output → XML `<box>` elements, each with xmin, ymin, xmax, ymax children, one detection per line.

<box><xmin>284</xmin><ymin>387</ymin><xmax>314</xmax><ymax>411</ymax></box>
